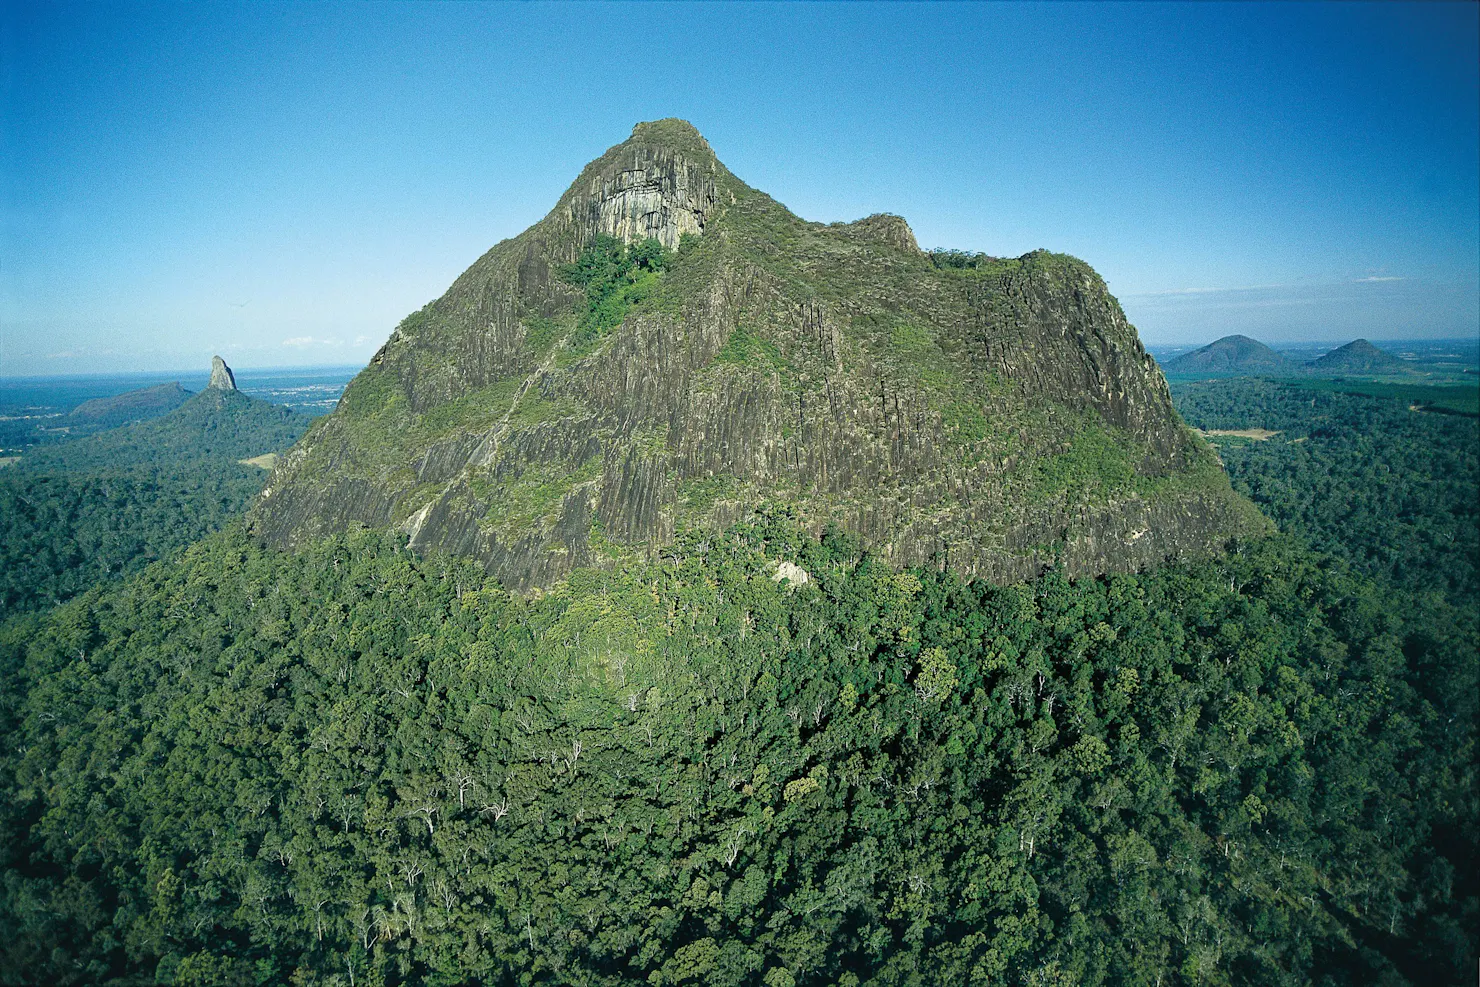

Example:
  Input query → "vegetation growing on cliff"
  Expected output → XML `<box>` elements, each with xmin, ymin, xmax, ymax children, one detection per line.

<box><xmin>559</xmin><ymin>234</ymin><xmax>673</xmax><ymax>351</ymax></box>
<box><xmin>251</xmin><ymin>122</ymin><xmax>1257</xmax><ymax>591</ymax></box>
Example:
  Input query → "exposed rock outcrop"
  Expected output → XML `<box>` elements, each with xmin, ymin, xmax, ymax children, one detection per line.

<box><xmin>250</xmin><ymin>119</ymin><xmax>1264</xmax><ymax>590</ymax></box>
<box><xmin>209</xmin><ymin>356</ymin><xmax>238</xmax><ymax>391</ymax></box>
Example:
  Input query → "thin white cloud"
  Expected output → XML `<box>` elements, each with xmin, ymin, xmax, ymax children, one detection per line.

<box><xmin>1130</xmin><ymin>275</ymin><xmax>1408</xmax><ymax>300</ymax></box>
<box><xmin>281</xmin><ymin>335</ymin><xmax>348</xmax><ymax>349</ymax></box>
<box><xmin>1125</xmin><ymin>284</ymin><xmax>1288</xmax><ymax>298</ymax></box>
<box><xmin>43</xmin><ymin>347</ymin><xmax>122</xmax><ymax>359</ymax></box>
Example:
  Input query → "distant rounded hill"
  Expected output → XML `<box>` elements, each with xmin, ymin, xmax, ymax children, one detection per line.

<box><xmin>67</xmin><ymin>381</ymin><xmax>190</xmax><ymax>427</ymax></box>
<box><xmin>1309</xmin><ymin>338</ymin><xmax>1405</xmax><ymax>372</ymax></box>
<box><xmin>1162</xmin><ymin>335</ymin><xmax>1292</xmax><ymax>373</ymax></box>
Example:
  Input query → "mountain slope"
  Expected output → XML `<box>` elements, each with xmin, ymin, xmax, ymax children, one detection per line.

<box><xmin>1162</xmin><ymin>334</ymin><xmax>1292</xmax><ymax>374</ymax></box>
<box><xmin>1310</xmin><ymin>338</ymin><xmax>1406</xmax><ymax>372</ymax></box>
<box><xmin>67</xmin><ymin>381</ymin><xmax>190</xmax><ymax>427</ymax></box>
<box><xmin>3</xmin><ymin>524</ymin><xmax>1467</xmax><ymax>986</ymax></box>
<box><xmin>251</xmin><ymin>119</ymin><xmax>1262</xmax><ymax>589</ymax></box>
<box><xmin>0</xmin><ymin>359</ymin><xmax>315</xmax><ymax>617</ymax></box>
<box><xmin>21</xmin><ymin>384</ymin><xmax>309</xmax><ymax>474</ymax></box>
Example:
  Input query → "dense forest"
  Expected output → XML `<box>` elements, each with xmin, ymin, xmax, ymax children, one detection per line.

<box><xmin>1172</xmin><ymin>378</ymin><xmax>1478</xmax><ymax>982</ymax></box>
<box><xmin>1172</xmin><ymin>379</ymin><xmax>1478</xmax><ymax>602</ymax></box>
<box><xmin>0</xmin><ymin>377</ymin><xmax>1474</xmax><ymax>986</ymax></box>
<box><xmin>0</xmin><ymin>465</ymin><xmax>269</xmax><ymax>620</ymax></box>
<box><xmin>0</xmin><ymin>388</ymin><xmax>311</xmax><ymax>620</ymax></box>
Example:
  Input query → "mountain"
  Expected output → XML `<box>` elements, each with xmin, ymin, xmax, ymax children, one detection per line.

<box><xmin>67</xmin><ymin>381</ymin><xmax>191</xmax><ymax>427</ymax></box>
<box><xmin>1161</xmin><ymin>334</ymin><xmax>1292</xmax><ymax>374</ymax></box>
<box><xmin>1309</xmin><ymin>338</ymin><xmax>1406</xmax><ymax>372</ymax></box>
<box><xmin>208</xmin><ymin>354</ymin><xmax>238</xmax><ymax>390</ymax></box>
<box><xmin>21</xmin><ymin>357</ymin><xmax>310</xmax><ymax>473</ymax></box>
<box><xmin>1</xmin><ymin>358</ymin><xmax>315</xmax><ymax>618</ymax></box>
<box><xmin>251</xmin><ymin>119</ymin><xmax>1262</xmax><ymax>589</ymax></box>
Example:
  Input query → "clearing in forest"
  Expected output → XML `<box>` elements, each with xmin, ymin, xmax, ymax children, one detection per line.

<box><xmin>1200</xmin><ymin>428</ymin><xmax>1282</xmax><ymax>440</ymax></box>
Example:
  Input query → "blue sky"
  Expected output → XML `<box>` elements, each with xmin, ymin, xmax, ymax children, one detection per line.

<box><xmin>3</xmin><ymin>1</ymin><xmax>1477</xmax><ymax>375</ymax></box>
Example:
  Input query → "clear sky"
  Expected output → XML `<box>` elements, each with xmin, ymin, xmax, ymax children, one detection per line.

<box><xmin>3</xmin><ymin>1</ymin><xmax>1477</xmax><ymax>375</ymax></box>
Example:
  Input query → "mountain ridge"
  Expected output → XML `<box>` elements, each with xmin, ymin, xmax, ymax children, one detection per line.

<box><xmin>22</xmin><ymin>364</ymin><xmax>309</xmax><ymax>474</ymax></box>
<box><xmin>250</xmin><ymin>119</ymin><xmax>1263</xmax><ymax>588</ymax></box>
<box><xmin>67</xmin><ymin>381</ymin><xmax>191</xmax><ymax>427</ymax></box>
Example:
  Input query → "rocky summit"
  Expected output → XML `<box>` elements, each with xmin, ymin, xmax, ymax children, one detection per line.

<box><xmin>250</xmin><ymin>119</ymin><xmax>1262</xmax><ymax>589</ymax></box>
<box><xmin>209</xmin><ymin>355</ymin><xmax>238</xmax><ymax>391</ymax></box>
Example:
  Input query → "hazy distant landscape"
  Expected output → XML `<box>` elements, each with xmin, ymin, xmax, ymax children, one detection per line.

<box><xmin>0</xmin><ymin>366</ymin><xmax>358</xmax><ymax>456</ymax></box>
<box><xmin>1148</xmin><ymin>335</ymin><xmax>1479</xmax><ymax>375</ymax></box>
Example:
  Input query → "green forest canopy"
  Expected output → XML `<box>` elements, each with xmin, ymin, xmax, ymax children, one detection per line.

<box><xmin>0</xmin><ymin>389</ymin><xmax>313</xmax><ymax>620</ymax></box>
<box><xmin>0</xmin><ymin>375</ymin><xmax>1473</xmax><ymax>987</ymax></box>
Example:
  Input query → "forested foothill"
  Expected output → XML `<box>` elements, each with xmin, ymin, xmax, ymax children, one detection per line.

<box><xmin>0</xmin><ymin>386</ymin><xmax>312</xmax><ymax>620</ymax></box>
<box><xmin>0</xmin><ymin>373</ymin><xmax>1474</xmax><ymax>986</ymax></box>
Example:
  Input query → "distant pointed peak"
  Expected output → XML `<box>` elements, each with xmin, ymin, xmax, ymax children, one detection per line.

<box><xmin>626</xmin><ymin>118</ymin><xmax>714</xmax><ymax>158</ymax></box>
<box><xmin>209</xmin><ymin>355</ymin><xmax>238</xmax><ymax>391</ymax></box>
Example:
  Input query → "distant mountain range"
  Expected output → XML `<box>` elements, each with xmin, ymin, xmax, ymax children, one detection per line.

<box><xmin>21</xmin><ymin>357</ymin><xmax>311</xmax><ymax>473</ymax></box>
<box><xmin>67</xmin><ymin>381</ymin><xmax>190</xmax><ymax>427</ymax></box>
<box><xmin>1160</xmin><ymin>335</ymin><xmax>1416</xmax><ymax>376</ymax></box>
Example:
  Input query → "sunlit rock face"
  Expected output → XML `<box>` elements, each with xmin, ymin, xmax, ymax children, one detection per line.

<box><xmin>249</xmin><ymin>118</ymin><xmax>1264</xmax><ymax>591</ymax></box>
<box><xmin>209</xmin><ymin>356</ymin><xmax>237</xmax><ymax>391</ymax></box>
<box><xmin>580</xmin><ymin>134</ymin><xmax>721</xmax><ymax>249</ymax></box>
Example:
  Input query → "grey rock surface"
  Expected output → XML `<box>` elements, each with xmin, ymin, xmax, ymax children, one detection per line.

<box><xmin>250</xmin><ymin>119</ymin><xmax>1265</xmax><ymax>590</ymax></box>
<box><xmin>209</xmin><ymin>356</ymin><xmax>238</xmax><ymax>391</ymax></box>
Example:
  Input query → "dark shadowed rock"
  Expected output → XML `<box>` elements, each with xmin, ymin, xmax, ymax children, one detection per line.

<box><xmin>250</xmin><ymin>119</ymin><xmax>1264</xmax><ymax>590</ymax></box>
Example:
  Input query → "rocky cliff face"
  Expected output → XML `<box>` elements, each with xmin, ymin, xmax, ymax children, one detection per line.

<box><xmin>209</xmin><ymin>356</ymin><xmax>237</xmax><ymax>391</ymax></box>
<box><xmin>250</xmin><ymin>119</ymin><xmax>1264</xmax><ymax>589</ymax></box>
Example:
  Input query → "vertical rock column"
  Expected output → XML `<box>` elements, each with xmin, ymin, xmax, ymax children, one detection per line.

<box><xmin>209</xmin><ymin>356</ymin><xmax>238</xmax><ymax>391</ymax></box>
